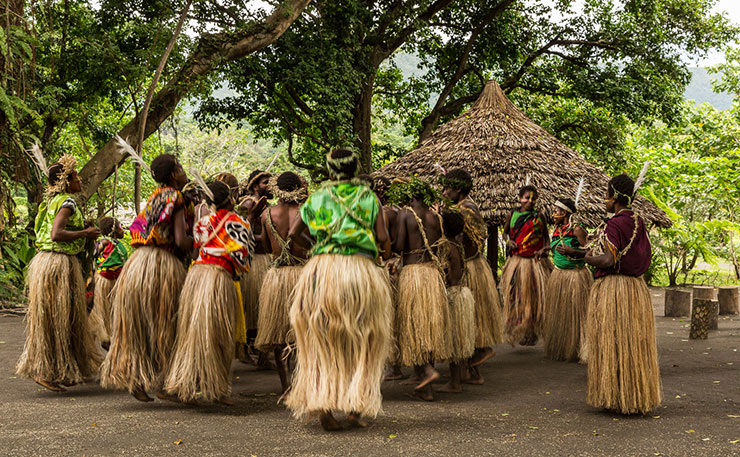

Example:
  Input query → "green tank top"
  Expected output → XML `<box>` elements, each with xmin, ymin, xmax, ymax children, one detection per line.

<box><xmin>300</xmin><ymin>181</ymin><xmax>379</xmax><ymax>258</ymax></box>
<box><xmin>35</xmin><ymin>193</ymin><xmax>85</xmax><ymax>255</ymax></box>
<box><xmin>550</xmin><ymin>224</ymin><xmax>585</xmax><ymax>269</ymax></box>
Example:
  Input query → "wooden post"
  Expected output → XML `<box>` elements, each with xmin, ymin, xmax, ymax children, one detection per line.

<box><xmin>718</xmin><ymin>286</ymin><xmax>739</xmax><ymax>315</ymax></box>
<box><xmin>708</xmin><ymin>300</ymin><xmax>719</xmax><ymax>330</ymax></box>
<box><xmin>692</xmin><ymin>285</ymin><xmax>716</xmax><ymax>301</ymax></box>
<box><xmin>487</xmin><ymin>223</ymin><xmax>499</xmax><ymax>282</ymax></box>
<box><xmin>664</xmin><ymin>288</ymin><xmax>691</xmax><ymax>317</ymax></box>
<box><xmin>690</xmin><ymin>298</ymin><xmax>712</xmax><ymax>340</ymax></box>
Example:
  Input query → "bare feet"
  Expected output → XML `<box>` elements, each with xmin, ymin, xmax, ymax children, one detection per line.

<box><xmin>34</xmin><ymin>378</ymin><xmax>65</xmax><ymax>392</ymax></box>
<box><xmin>60</xmin><ymin>379</ymin><xmax>78</xmax><ymax>387</ymax></box>
<box><xmin>466</xmin><ymin>365</ymin><xmax>485</xmax><ymax>385</ymax></box>
<box><xmin>256</xmin><ymin>352</ymin><xmax>275</xmax><ymax>371</ymax></box>
<box><xmin>347</xmin><ymin>412</ymin><xmax>368</xmax><ymax>428</ymax></box>
<box><xmin>415</xmin><ymin>368</ymin><xmax>440</xmax><ymax>390</ymax></box>
<box><xmin>155</xmin><ymin>390</ymin><xmax>180</xmax><ymax>403</ymax></box>
<box><xmin>437</xmin><ymin>382</ymin><xmax>463</xmax><ymax>393</ymax></box>
<box><xmin>383</xmin><ymin>365</ymin><xmax>407</xmax><ymax>381</ymax></box>
<box><xmin>414</xmin><ymin>386</ymin><xmax>434</xmax><ymax>401</ymax></box>
<box><xmin>215</xmin><ymin>396</ymin><xmax>234</xmax><ymax>406</ymax></box>
<box><xmin>470</xmin><ymin>348</ymin><xmax>495</xmax><ymax>368</ymax></box>
<box><xmin>320</xmin><ymin>412</ymin><xmax>342</xmax><ymax>432</ymax></box>
<box><xmin>131</xmin><ymin>387</ymin><xmax>153</xmax><ymax>402</ymax></box>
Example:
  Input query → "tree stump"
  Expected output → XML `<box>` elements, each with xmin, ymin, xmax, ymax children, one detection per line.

<box><xmin>718</xmin><ymin>286</ymin><xmax>739</xmax><ymax>315</ymax></box>
<box><xmin>692</xmin><ymin>286</ymin><xmax>716</xmax><ymax>301</ymax></box>
<box><xmin>664</xmin><ymin>288</ymin><xmax>691</xmax><ymax>317</ymax></box>
<box><xmin>690</xmin><ymin>298</ymin><xmax>712</xmax><ymax>340</ymax></box>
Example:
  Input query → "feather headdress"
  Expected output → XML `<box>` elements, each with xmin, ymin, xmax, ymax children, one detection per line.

<box><xmin>189</xmin><ymin>167</ymin><xmax>215</xmax><ymax>202</ymax></box>
<box><xmin>525</xmin><ymin>173</ymin><xmax>531</xmax><ymax>186</ymax></box>
<box><xmin>28</xmin><ymin>143</ymin><xmax>49</xmax><ymax>178</ymax></box>
<box><xmin>633</xmin><ymin>161</ymin><xmax>651</xmax><ymax>196</ymax></box>
<box><xmin>114</xmin><ymin>135</ymin><xmax>152</xmax><ymax>174</ymax></box>
<box><xmin>433</xmin><ymin>162</ymin><xmax>447</xmax><ymax>175</ymax></box>
<box><xmin>574</xmin><ymin>176</ymin><xmax>585</xmax><ymax>208</ymax></box>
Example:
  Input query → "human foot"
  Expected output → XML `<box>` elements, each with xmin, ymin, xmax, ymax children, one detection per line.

<box><xmin>347</xmin><ymin>412</ymin><xmax>368</xmax><ymax>428</ymax></box>
<box><xmin>215</xmin><ymin>396</ymin><xmax>234</xmax><ymax>406</ymax></box>
<box><xmin>383</xmin><ymin>365</ymin><xmax>406</xmax><ymax>381</ymax></box>
<box><xmin>131</xmin><ymin>387</ymin><xmax>153</xmax><ymax>402</ymax></box>
<box><xmin>470</xmin><ymin>348</ymin><xmax>495</xmax><ymax>367</ymax></box>
<box><xmin>415</xmin><ymin>368</ymin><xmax>440</xmax><ymax>390</ymax></box>
<box><xmin>34</xmin><ymin>378</ymin><xmax>65</xmax><ymax>392</ymax></box>
<box><xmin>413</xmin><ymin>386</ymin><xmax>434</xmax><ymax>401</ymax></box>
<box><xmin>437</xmin><ymin>382</ymin><xmax>462</xmax><ymax>393</ymax></box>
<box><xmin>320</xmin><ymin>412</ymin><xmax>342</xmax><ymax>431</ymax></box>
<box><xmin>155</xmin><ymin>390</ymin><xmax>180</xmax><ymax>403</ymax></box>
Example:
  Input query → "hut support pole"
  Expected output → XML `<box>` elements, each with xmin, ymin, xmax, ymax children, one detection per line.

<box><xmin>487</xmin><ymin>223</ymin><xmax>499</xmax><ymax>282</ymax></box>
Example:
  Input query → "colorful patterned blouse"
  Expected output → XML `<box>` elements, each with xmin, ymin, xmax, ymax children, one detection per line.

<box><xmin>130</xmin><ymin>186</ymin><xmax>185</xmax><ymax>250</ymax></box>
<box><xmin>300</xmin><ymin>181</ymin><xmax>379</xmax><ymax>258</ymax></box>
<box><xmin>193</xmin><ymin>209</ymin><xmax>253</xmax><ymax>278</ymax></box>
<box><xmin>550</xmin><ymin>224</ymin><xmax>585</xmax><ymax>269</ymax></box>
<box><xmin>35</xmin><ymin>193</ymin><xmax>85</xmax><ymax>255</ymax></box>
<box><xmin>509</xmin><ymin>210</ymin><xmax>546</xmax><ymax>258</ymax></box>
<box><xmin>95</xmin><ymin>237</ymin><xmax>129</xmax><ymax>280</ymax></box>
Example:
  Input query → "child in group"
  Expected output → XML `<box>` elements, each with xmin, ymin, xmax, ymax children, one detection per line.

<box><xmin>89</xmin><ymin>217</ymin><xmax>128</xmax><ymax>350</ymax></box>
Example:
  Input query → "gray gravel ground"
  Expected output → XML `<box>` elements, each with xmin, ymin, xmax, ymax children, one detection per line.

<box><xmin>1</xmin><ymin>287</ymin><xmax>739</xmax><ymax>456</ymax></box>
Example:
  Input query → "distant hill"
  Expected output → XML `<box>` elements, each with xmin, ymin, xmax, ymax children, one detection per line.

<box><xmin>684</xmin><ymin>67</ymin><xmax>734</xmax><ymax>110</ymax></box>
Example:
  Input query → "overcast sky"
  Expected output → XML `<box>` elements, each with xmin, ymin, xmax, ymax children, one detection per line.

<box><xmin>699</xmin><ymin>0</ymin><xmax>740</xmax><ymax>65</ymax></box>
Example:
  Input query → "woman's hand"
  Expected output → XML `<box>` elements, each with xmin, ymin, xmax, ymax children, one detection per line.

<box><xmin>83</xmin><ymin>227</ymin><xmax>101</xmax><ymax>239</ymax></box>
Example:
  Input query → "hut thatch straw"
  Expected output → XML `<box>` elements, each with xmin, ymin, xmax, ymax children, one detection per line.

<box><xmin>375</xmin><ymin>80</ymin><xmax>671</xmax><ymax>228</ymax></box>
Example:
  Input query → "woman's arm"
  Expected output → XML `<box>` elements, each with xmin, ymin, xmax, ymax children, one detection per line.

<box><xmin>260</xmin><ymin>209</ymin><xmax>273</xmax><ymax>253</ymax></box>
<box><xmin>51</xmin><ymin>208</ymin><xmax>99</xmax><ymax>242</ymax></box>
<box><xmin>289</xmin><ymin>217</ymin><xmax>311</xmax><ymax>250</ymax></box>
<box><xmin>374</xmin><ymin>199</ymin><xmax>391</xmax><ymax>260</ymax></box>
<box><xmin>173</xmin><ymin>207</ymin><xmax>194</xmax><ymax>251</ymax></box>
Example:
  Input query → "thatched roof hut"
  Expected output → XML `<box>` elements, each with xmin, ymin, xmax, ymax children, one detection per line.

<box><xmin>375</xmin><ymin>80</ymin><xmax>671</xmax><ymax>229</ymax></box>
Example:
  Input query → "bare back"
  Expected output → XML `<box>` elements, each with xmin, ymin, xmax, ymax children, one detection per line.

<box><xmin>396</xmin><ymin>204</ymin><xmax>443</xmax><ymax>266</ymax></box>
<box><xmin>459</xmin><ymin>199</ymin><xmax>485</xmax><ymax>260</ymax></box>
<box><xmin>261</xmin><ymin>201</ymin><xmax>309</xmax><ymax>263</ymax></box>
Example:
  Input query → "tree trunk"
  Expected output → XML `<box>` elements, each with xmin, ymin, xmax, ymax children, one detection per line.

<box><xmin>77</xmin><ymin>0</ymin><xmax>312</xmax><ymax>200</ymax></box>
<box><xmin>353</xmin><ymin>74</ymin><xmax>375</xmax><ymax>174</ymax></box>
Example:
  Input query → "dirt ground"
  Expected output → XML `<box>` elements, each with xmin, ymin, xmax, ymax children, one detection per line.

<box><xmin>0</xmin><ymin>288</ymin><xmax>739</xmax><ymax>457</ymax></box>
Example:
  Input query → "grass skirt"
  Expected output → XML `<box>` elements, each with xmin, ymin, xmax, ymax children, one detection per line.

<box><xmin>164</xmin><ymin>264</ymin><xmax>238</xmax><ymax>402</ymax></box>
<box><xmin>16</xmin><ymin>252</ymin><xmax>101</xmax><ymax>383</ymax></box>
<box><xmin>285</xmin><ymin>254</ymin><xmax>392</xmax><ymax>419</ymax></box>
<box><xmin>89</xmin><ymin>273</ymin><xmax>116</xmax><ymax>347</ymax></box>
<box><xmin>100</xmin><ymin>246</ymin><xmax>186</xmax><ymax>393</ymax></box>
<box><xmin>462</xmin><ymin>257</ymin><xmax>505</xmax><ymax>348</ymax></box>
<box><xmin>255</xmin><ymin>265</ymin><xmax>303</xmax><ymax>351</ymax></box>
<box><xmin>586</xmin><ymin>275</ymin><xmax>662</xmax><ymax>414</ymax></box>
<box><xmin>543</xmin><ymin>267</ymin><xmax>593</xmax><ymax>362</ymax></box>
<box><xmin>395</xmin><ymin>263</ymin><xmax>451</xmax><ymax>366</ymax></box>
<box><xmin>240</xmin><ymin>253</ymin><xmax>270</xmax><ymax>330</ymax></box>
<box><xmin>500</xmin><ymin>255</ymin><xmax>549</xmax><ymax>344</ymax></box>
<box><xmin>447</xmin><ymin>285</ymin><xmax>476</xmax><ymax>362</ymax></box>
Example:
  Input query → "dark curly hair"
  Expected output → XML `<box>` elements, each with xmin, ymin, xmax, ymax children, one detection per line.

<box><xmin>556</xmin><ymin>197</ymin><xmax>577</xmax><ymax>213</ymax></box>
<box><xmin>150</xmin><ymin>154</ymin><xmax>179</xmax><ymax>185</ymax></box>
<box><xmin>608</xmin><ymin>173</ymin><xmax>635</xmax><ymax>206</ymax></box>
<box><xmin>440</xmin><ymin>168</ymin><xmax>473</xmax><ymax>195</ymax></box>
<box><xmin>99</xmin><ymin>217</ymin><xmax>116</xmax><ymax>237</ymax></box>
<box><xmin>214</xmin><ymin>172</ymin><xmax>239</xmax><ymax>190</ymax></box>
<box><xmin>206</xmin><ymin>180</ymin><xmax>232</xmax><ymax>209</ymax></box>
<box><xmin>442</xmin><ymin>209</ymin><xmax>465</xmax><ymax>238</ymax></box>
<box><xmin>277</xmin><ymin>171</ymin><xmax>302</xmax><ymax>191</ymax></box>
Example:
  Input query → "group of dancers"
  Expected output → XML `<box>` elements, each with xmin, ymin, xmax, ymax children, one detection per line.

<box><xmin>16</xmin><ymin>147</ymin><xmax>662</xmax><ymax>432</ymax></box>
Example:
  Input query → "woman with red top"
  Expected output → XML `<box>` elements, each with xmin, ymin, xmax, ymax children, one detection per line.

<box><xmin>164</xmin><ymin>181</ymin><xmax>253</xmax><ymax>405</ymax></box>
<box><xmin>500</xmin><ymin>185</ymin><xmax>550</xmax><ymax>346</ymax></box>
<box><xmin>584</xmin><ymin>173</ymin><xmax>661</xmax><ymax>414</ymax></box>
<box><xmin>101</xmin><ymin>154</ymin><xmax>192</xmax><ymax>402</ymax></box>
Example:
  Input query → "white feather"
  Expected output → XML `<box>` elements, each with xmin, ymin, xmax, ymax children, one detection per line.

<box><xmin>114</xmin><ymin>135</ymin><xmax>152</xmax><ymax>174</ymax></box>
<box><xmin>574</xmin><ymin>176</ymin><xmax>585</xmax><ymax>208</ymax></box>
<box><xmin>189</xmin><ymin>167</ymin><xmax>215</xmax><ymax>202</ymax></box>
<box><xmin>265</xmin><ymin>149</ymin><xmax>282</xmax><ymax>172</ymax></box>
<box><xmin>28</xmin><ymin>143</ymin><xmax>49</xmax><ymax>177</ymax></box>
<box><xmin>633</xmin><ymin>160</ymin><xmax>651</xmax><ymax>196</ymax></box>
<box><xmin>525</xmin><ymin>173</ymin><xmax>531</xmax><ymax>186</ymax></box>
<box><xmin>433</xmin><ymin>162</ymin><xmax>447</xmax><ymax>175</ymax></box>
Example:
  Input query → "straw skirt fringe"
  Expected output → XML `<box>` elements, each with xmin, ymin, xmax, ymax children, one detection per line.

<box><xmin>164</xmin><ymin>263</ymin><xmax>238</xmax><ymax>402</ymax></box>
<box><xmin>100</xmin><ymin>246</ymin><xmax>186</xmax><ymax>393</ymax></box>
<box><xmin>285</xmin><ymin>254</ymin><xmax>392</xmax><ymax>419</ymax></box>
<box><xmin>463</xmin><ymin>256</ymin><xmax>504</xmax><ymax>348</ymax></box>
<box><xmin>16</xmin><ymin>251</ymin><xmax>100</xmax><ymax>383</ymax></box>
<box><xmin>543</xmin><ymin>267</ymin><xmax>593</xmax><ymax>362</ymax></box>
<box><xmin>89</xmin><ymin>273</ymin><xmax>116</xmax><ymax>346</ymax></box>
<box><xmin>395</xmin><ymin>263</ymin><xmax>451</xmax><ymax>366</ymax></box>
<box><xmin>447</xmin><ymin>285</ymin><xmax>476</xmax><ymax>361</ymax></box>
<box><xmin>500</xmin><ymin>255</ymin><xmax>549</xmax><ymax>344</ymax></box>
<box><xmin>240</xmin><ymin>253</ymin><xmax>270</xmax><ymax>330</ymax></box>
<box><xmin>255</xmin><ymin>265</ymin><xmax>303</xmax><ymax>351</ymax></box>
<box><xmin>586</xmin><ymin>275</ymin><xmax>662</xmax><ymax>414</ymax></box>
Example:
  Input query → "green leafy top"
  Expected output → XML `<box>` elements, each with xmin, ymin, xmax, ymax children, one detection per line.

<box><xmin>387</xmin><ymin>177</ymin><xmax>443</xmax><ymax>207</ymax></box>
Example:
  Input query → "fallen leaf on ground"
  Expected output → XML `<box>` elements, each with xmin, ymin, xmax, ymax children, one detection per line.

<box><xmin>713</xmin><ymin>381</ymin><xmax>721</xmax><ymax>384</ymax></box>
<box><xmin>254</xmin><ymin>393</ymin><xmax>266</xmax><ymax>397</ymax></box>
<box><xmin>91</xmin><ymin>423</ymin><xmax>97</xmax><ymax>427</ymax></box>
<box><xmin>727</xmin><ymin>415</ymin><xmax>740</xmax><ymax>418</ymax></box>
<box><xmin>729</xmin><ymin>440</ymin><xmax>739</xmax><ymax>444</ymax></box>
<box><xmin>501</xmin><ymin>413</ymin><xmax>509</xmax><ymax>416</ymax></box>
<box><xmin>685</xmin><ymin>430</ymin><xmax>695</xmax><ymax>433</ymax></box>
<box><xmin>389</xmin><ymin>434</ymin><xmax>397</xmax><ymax>439</ymax></box>
<box><xmin>592</xmin><ymin>430</ymin><xmax>599</xmax><ymax>436</ymax></box>
<box><xmin>174</xmin><ymin>440</ymin><xmax>182</xmax><ymax>445</ymax></box>
<box><xmin>701</xmin><ymin>438</ymin><xmax>710</xmax><ymax>441</ymax></box>
<box><xmin>528</xmin><ymin>426</ymin><xmax>538</xmax><ymax>430</ymax></box>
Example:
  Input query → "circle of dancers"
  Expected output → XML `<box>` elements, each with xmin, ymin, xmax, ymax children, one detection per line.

<box><xmin>16</xmin><ymin>148</ymin><xmax>662</xmax><ymax>431</ymax></box>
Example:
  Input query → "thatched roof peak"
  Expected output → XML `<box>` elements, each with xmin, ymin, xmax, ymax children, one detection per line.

<box><xmin>375</xmin><ymin>79</ymin><xmax>671</xmax><ymax>228</ymax></box>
